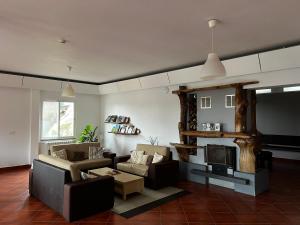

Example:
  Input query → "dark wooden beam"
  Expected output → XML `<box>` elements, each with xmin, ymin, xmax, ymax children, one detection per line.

<box><xmin>172</xmin><ymin>81</ymin><xmax>259</xmax><ymax>94</ymax></box>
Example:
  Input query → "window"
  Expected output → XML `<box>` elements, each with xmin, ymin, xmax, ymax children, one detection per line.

<box><xmin>41</xmin><ymin>101</ymin><xmax>75</xmax><ymax>140</ymax></box>
<box><xmin>200</xmin><ymin>96</ymin><xmax>211</xmax><ymax>109</ymax></box>
<box><xmin>256</xmin><ymin>89</ymin><xmax>272</xmax><ymax>94</ymax></box>
<box><xmin>225</xmin><ymin>94</ymin><xmax>235</xmax><ymax>108</ymax></box>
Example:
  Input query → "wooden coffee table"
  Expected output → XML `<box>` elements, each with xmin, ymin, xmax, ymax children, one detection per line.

<box><xmin>89</xmin><ymin>167</ymin><xmax>144</xmax><ymax>200</ymax></box>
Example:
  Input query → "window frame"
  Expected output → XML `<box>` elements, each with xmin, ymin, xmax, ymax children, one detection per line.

<box><xmin>225</xmin><ymin>94</ymin><xmax>235</xmax><ymax>108</ymax></box>
<box><xmin>40</xmin><ymin>100</ymin><xmax>75</xmax><ymax>141</ymax></box>
<box><xmin>200</xmin><ymin>96</ymin><xmax>212</xmax><ymax>109</ymax></box>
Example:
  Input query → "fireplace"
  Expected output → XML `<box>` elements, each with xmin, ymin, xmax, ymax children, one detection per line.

<box><xmin>205</xmin><ymin>144</ymin><xmax>236</xmax><ymax>175</ymax></box>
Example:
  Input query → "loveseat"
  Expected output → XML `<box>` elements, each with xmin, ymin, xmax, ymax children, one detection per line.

<box><xmin>41</xmin><ymin>142</ymin><xmax>115</xmax><ymax>181</ymax></box>
<box><xmin>114</xmin><ymin>144</ymin><xmax>179</xmax><ymax>189</ymax></box>
<box><xmin>30</xmin><ymin>142</ymin><xmax>116</xmax><ymax>222</ymax></box>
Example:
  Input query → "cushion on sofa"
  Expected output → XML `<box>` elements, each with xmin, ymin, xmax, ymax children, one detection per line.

<box><xmin>70</xmin><ymin>151</ymin><xmax>86</xmax><ymax>161</ymax></box>
<box><xmin>152</xmin><ymin>152</ymin><xmax>164</xmax><ymax>163</ymax></box>
<box><xmin>51</xmin><ymin>149</ymin><xmax>68</xmax><ymax>160</ymax></box>
<box><xmin>117</xmin><ymin>162</ymin><xmax>149</xmax><ymax>176</ymax></box>
<box><xmin>51</xmin><ymin>142</ymin><xmax>101</xmax><ymax>159</ymax></box>
<box><xmin>128</xmin><ymin>150</ymin><xmax>144</xmax><ymax>164</ymax></box>
<box><xmin>136</xmin><ymin>144</ymin><xmax>170</xmax><ymax>160</ymax></box>
<box><xmin>89</xmin><ymin>146</ymin><xmax>105</xmax><ymax>159</ymax></box>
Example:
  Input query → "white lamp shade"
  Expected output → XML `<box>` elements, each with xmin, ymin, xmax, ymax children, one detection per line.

<box><xmin>62</xmin><ymin>84</ymin><xmax>75</xmax><ymax>97</ymax></box>
<box><xmin>201</xmin><ymin>53</ymin><xmax>226</xmax><ymax>79</ymax></box>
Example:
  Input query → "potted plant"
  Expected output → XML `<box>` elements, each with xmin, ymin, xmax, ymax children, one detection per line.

<box><xmin>78</xmin><ymin>124</ymin><xmax>99</xmax><ymax>143</ymax></box>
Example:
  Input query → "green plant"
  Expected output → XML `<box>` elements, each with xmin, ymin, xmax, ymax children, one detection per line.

<box><xmin>78</xmin><ymin>124</ymin><xmax>98</xmax><ymax>143</ymax></box>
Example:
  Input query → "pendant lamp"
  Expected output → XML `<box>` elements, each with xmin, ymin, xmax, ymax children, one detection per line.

<box><xmin>62</xmin><ymin>66</ymin><xmax>75</xmax><ymax>97</ymax></box>
<box><xmin>201</xmin><ymin>19</ymin><xmax>226</xmax><ymax>79</ymax></box>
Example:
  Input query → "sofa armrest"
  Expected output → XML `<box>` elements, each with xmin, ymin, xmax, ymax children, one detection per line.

<box><xmin>114</xmin><ymin>155</ymin><xmax>131</xmax><ymax>168</ymax></box>
<box><xmin>63</xmin><ymin>176</ymin><xmax>114</xmax><ymax>222</ymax></box>
<box><xmin>148</xmin><ymin>160</ymin><xmax>179</xmax><ymax>189</ymax></box>
<box><xmin>103</xmin><ymin>152</ymin><xmax>116</xmax><ymax>160</ymax></box>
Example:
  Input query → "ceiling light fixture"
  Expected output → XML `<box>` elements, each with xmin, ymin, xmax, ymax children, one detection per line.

<box><xmin>201</xmin><ymin>19</ymin><xmax>226</xmax><ymax>79</ymax></box>
<box><xmin>61</xmin><ymin>66</ymin><xmax>75</xmax><ymax>97</ymax></box>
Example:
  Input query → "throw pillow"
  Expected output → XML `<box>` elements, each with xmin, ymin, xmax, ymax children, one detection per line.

<box><xmin>51</xmin><ymin>149</ymin><xmax>68</xmax><ymax>160</ymax></box>
<box><xmin>71</xmin><ymin>151</ymin><xmax>86</xmax><ymax>161</ymax></box>
<box><xmin>139</xmin><ymin>154</ymin><xmax>149</xmax><ymax>165</ymax></box>
<box><xmin>152</xmin><ymin>152</ymin><xmax>164</xmax><ymax>164</ymax></box>
<box><xmin>80</xmin><ymin>172</ymin><xmax>97</xmax><ymax>180</ymax></box>
<box><xmin>128</xmin><ymin>150</ymin><xmax>144</xmax><ymax>164</ymax></box>
<box><xmin>89</xmin><ymin>146</ymin><xmax>105</xmax><ymax>160</ymax></box>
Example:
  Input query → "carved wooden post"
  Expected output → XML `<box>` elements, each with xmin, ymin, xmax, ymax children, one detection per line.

<box><xmin>235</xmin><ymin>85</ymin><xmax>248</xmax><ymax>132</ymax></box>
<box><xmin>234</xmin><ymin>138</ymin><xmax>256</xmax><ymax>173</ymax></box>
<box><xmin>177</xmin><ymin>86</ymin><xmax>188</xmax><ymax>144</ymax></box>
<box><xmin>235</xmin><ymin>86</ymin><xmax>256</xmax><ymax>173</ymax></box>
<box><xmin>250</xmin><ymin>90</ymin><xmax>257</xmax><ymax>135</ymax></box>
<box><xmin>176</xmin><ymin>147</ymin><xmax>190</xmax><ymax>161</ymax></box>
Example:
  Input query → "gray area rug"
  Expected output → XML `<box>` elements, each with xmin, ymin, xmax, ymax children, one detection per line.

<box><xmin>112</xmin><ymin>186</ymin><xmax>188</xmax><ymax>218</ymax></box>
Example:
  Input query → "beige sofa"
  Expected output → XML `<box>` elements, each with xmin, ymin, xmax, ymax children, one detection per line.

<box><xmin>115</xmin><ymin>144</ymin><xmax>179</xmax><ymax>189</ymax></box>
<box><xmin>38</xmin><ymin>142</ymin><xmax>113</xmax><ymax>181</ymax></box>
<box><xmin>116</xmin><ymin>144</ymin><xmax>170</xmax><ymax>176</ymax></box>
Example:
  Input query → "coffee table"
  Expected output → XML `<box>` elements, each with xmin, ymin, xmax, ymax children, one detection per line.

<box><xmin>89</xmin><ymin>167</ymin><xmax>144</xmax><ymax>200</ymax></box>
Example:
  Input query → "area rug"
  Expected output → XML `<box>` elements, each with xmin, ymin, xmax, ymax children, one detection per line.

<box><xmin>112</xmin><ymin>186</ymin><xmax>188</xmax><ymax>218</ymax></box>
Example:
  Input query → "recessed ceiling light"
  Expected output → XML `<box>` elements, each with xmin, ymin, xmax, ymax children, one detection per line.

<box><xmin>283</xmin><ymin>86</ymin><xmax>300</xmax><ymax>92</ymax></box>
<box><xmin>256</xmin><ymin>89</ymin><xmax>272</xmax><ymax>94</ymax></box>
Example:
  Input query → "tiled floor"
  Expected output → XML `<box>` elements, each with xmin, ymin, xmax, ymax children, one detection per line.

<box><xmin>1</xmin><ymin>159</ymin><xmax>300</xmax><ymax>225</ymax></box>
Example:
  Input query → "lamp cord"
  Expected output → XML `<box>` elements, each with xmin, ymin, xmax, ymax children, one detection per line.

<box><xmin>211</xmin><ymin>27</ymin><xmax>214</xmax><ymax>53</ymax></box>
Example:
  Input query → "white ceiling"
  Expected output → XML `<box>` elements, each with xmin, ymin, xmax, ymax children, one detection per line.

<box><xmin>0</xmin><ymin>0</ymin><xmax>300</xmax><ymax>83</ymax></box>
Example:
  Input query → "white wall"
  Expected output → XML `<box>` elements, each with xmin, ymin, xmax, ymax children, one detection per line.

<box><xmin>100</xmin><ymin>87</ymin><xmax>180</xmax><ymax>156</ymax></box>
<box><xmin>40</xmin><ymin>91</ymin><xmax>101</xmax><ymax>140</ymax></box>
<box><xmin>0</xmin><ymin>86</ymin><xmax>101</xmax><ymax>168</ymax></box>
<box><xmin>0</xmin><ymin>87</ymin><xmax>31</xmax><ymax>167</ymax></box>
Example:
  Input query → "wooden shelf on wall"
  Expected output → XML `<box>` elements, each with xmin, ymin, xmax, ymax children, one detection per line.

<box><xmin>170</xmin><ymin>143</ymin><xmax>203</xmax><ymax>149</ymax></box>
<box><xmin>108</xmin><ymin>132</ymin><xmax>138</xmax><ymax>135</ymax></box>
<box><xmin>104</xmin><ymin>122</ymin><xmax>129</xmax><ymax>125</ymax></box>
<box><xmin>180</xmin><ymin>130</ymin><xmax>252</xmax><ymax>139</ymax></box>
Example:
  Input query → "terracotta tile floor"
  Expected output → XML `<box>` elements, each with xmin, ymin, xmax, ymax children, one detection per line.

<box><xmin>1</xmin><ymin>159</ymin><xmax>300</xmax><ymax>225</ymax></box>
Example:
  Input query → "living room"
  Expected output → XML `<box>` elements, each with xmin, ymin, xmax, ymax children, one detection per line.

<box><xmin>1</xmin><ymin>1</ymin><xmax>300</xmax><ymax>224</ymax></box>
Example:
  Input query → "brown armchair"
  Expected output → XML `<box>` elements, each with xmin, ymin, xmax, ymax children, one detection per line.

<box><xmin>114</xmin><ymin>144</ymin><xmax>179</xmax><ymax>189</ymax></box>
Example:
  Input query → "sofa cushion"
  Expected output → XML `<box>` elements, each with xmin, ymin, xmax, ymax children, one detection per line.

<box><xmin>152</xmin><ymin>152</ymin><xmax>164</xmax><ymax>164</ymax></box>
<box><xmin>51</xmin><ymin>142</ymin><xmax>101</xmax><ymax>159</ymax></box>
<box><xmin>139</xmin><ymin>155</ymin><xmax>150</xmax><ymax>165</ymax></box>
<box><xmin>117</xmin><ymin>162</ymin><xmax>149</xmax><ymax>177</ymax></box>
<box><xmin>128</xmin><ymin>150</ymin><xmax>144</xmax><ymax>164</ymax></box>
<box><xmin>70</xmin><ymin>151</ymin><xmax>86</xmax><ymax>161</ymax></box>
<box><xmin>136</xmin><ymin>144</ymin><xmax>170</xmax><ymax>160</ymax></box>
<box><xmin>89</xmin><ymin>146</ymin><xmax>105</xmax><ymax>160</ymax></box>
<box><xmin>51</xmin><ymin>149</ymin><xmax>68</xmax><ymax>160</ymax></box>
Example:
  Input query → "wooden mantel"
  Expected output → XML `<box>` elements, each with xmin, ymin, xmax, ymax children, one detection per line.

<box><xmin>180</xmin><ymin>130</ymin><xmax>252</xmax><ymax>139</ymax></box>
<box><xmin>172</xmin><ymin>81</ymin><xmax>259</xmax><ymax>174</ymax></box>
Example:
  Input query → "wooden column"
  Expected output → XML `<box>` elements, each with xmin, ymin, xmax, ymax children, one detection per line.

<box><xmin>177</xmin><ymin>86</ymin><xmax>188</xmax><ymax>144</ymax></box>
<box><xmin>235</xmin><ymin>86</ymin><xmax>256</xmax><ymax>173</ymax></box>
<box><xmin>235</xmin><ymin>85</ymin><xmax>248</xmax><ymax>132</ymax></box>
<box><xmin>250</xmin><ymin>90</ymin><xmax>257</xmax><ymax>135</ymax></box>
<box><xmin>234</xmin><ymin>138</ymin><xmax>256</xmax><ymax>173</ymax></box>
